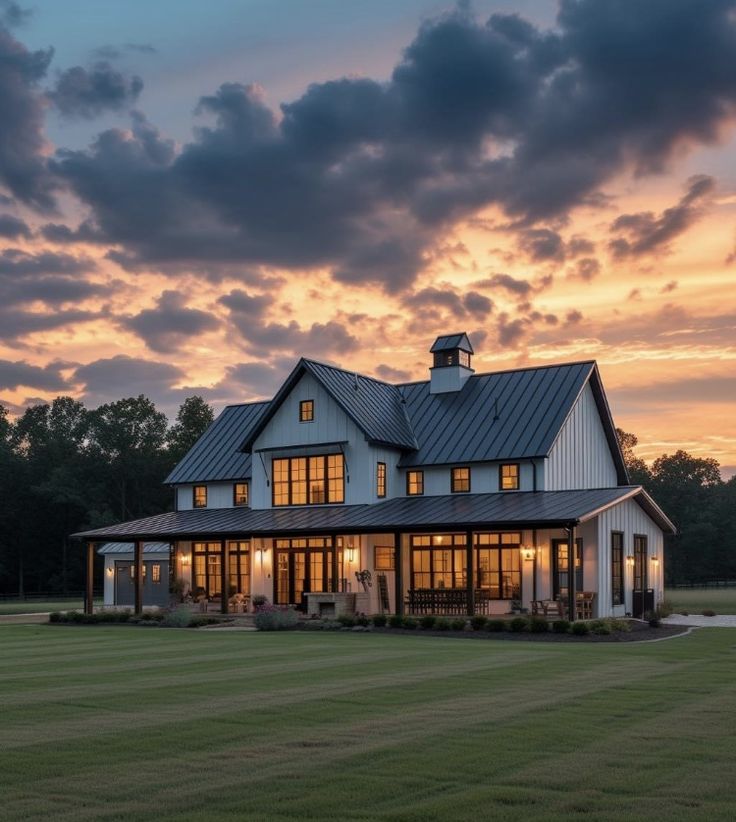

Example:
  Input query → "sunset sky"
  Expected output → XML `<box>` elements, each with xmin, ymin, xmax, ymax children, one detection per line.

<box><xmin>0</xmin><ymin>0</ymin><xmax>735</xmax><ymax>475</ymax></box>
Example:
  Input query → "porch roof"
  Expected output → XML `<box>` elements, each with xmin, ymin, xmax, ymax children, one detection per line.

<box><xmin>73</xmin><ymin>486</ymin><xmax>673</xmax><ymax>542</ymax></box>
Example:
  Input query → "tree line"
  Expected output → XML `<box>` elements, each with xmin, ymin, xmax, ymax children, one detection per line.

<box><xmin>0</xmin><ymin>395</ymin><xmax>732</xmax><ymax>596</ymax></box>
<box><xmin>0</xmin><ymin>395</ymin><xmax>214</xmax><ymax>596</ymax></box>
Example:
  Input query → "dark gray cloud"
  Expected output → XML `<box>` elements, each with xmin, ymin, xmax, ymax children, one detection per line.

<box><xmin>571</xmin><ymin>257</ymin><xmax>600</xmax><ymax>281</ymax></box>
<box><xmin>401</xmin><ymin>286</ymin><xmax>493</xmax><ymax>319</ymax></box>
<box><xmin>518</xmin><ymin>228</ymin><xmax>565</xmax><ymax>262</ymax></box>
<box><xmin>610</xmin><ymin>374</ymin><xmax>736</xmax><ymax>406</ymax></box>
<box><xmin>91</xmin><ymin>43</ymin><xmax>157</xmax><ymax>61</ymax></box>
<box><xmin>475</xmin><ymin>273</ymin><xmax>534</xmax><ymax>297</ymax></box>
<box><xmin>374</xmin><ymin>363</ymin><xmax>411</xmax><ymax>382</ymax></box>
<box><xmin>0</xmin><ymin>248</ymin><xmax>93</xmax><ymax>276</ymax></box>
<box><xmin>49</xmin><ymin>61</ymin><xmax>143</xmax><ymax>119</ymax></box>
<box><xmin>0</xmin><ymin>22</ymin><xmax>55</xmax><ymax>209</ymax></box>
<box><xmin>121</xmin><ymin>290</ymin><xmax>219</xmax><ymax>353</ymax></box>
<box><xmin>215</xmin><ymin>359</ymin><xmax>293</xmax><ymax>400</ymax></box>
<box><xmin>73</xmin><ymin>354</ymin><xmax>188</xmax><ymax>407</ymax></box>
<box><xmin>51</xmin><ymin>2</ymin><xmax>736</xmax><ymax>290</ymax></box>
<box><xmin>0</xmin><ymin>307</ymin><xmax>100</xmax><ymax>340</ymax></box>
<box><xmin>0</xmin><ymin>357</ymin><xmax>69</xmax><ymax>391</ymax></box>
<box><xmin>609</xmin><ymin>174</ymin><xmax>715</xmax><ymax>258</ymax></box>
<box><xmin>0</xmin><ymin>213</ymin><xmax>30</xmax><ymax>237</ymax></box>
<box><xmin>0</xmin><ymin>1</ymin><xmax>31</xmax><ymax>28</ymax></box>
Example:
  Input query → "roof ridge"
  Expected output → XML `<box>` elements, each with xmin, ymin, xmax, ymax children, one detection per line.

<box><xmin>223</xmin><ymin>399</ymin><xmax>272</xmax><ymax>410</ymax></box>
<box><xmin>396</xmin><ymin>359</ymin><xmax>596</xmax><ymax>387</ymax></box>
<box><xmin>302</xmin><ymin>357</ymin><xmax>403</xmax><ymax>391</ymax></box>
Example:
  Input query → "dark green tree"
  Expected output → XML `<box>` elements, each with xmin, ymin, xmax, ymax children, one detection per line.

<box><xmin>166</xmin><ymin>396</ymin><xmax>214</xmax><ymax>464</ymax></box>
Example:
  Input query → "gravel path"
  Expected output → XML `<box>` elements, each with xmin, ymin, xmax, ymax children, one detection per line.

<box><xmin>663</xmin><ymin>614</ymin><xmax>736</xmax><ymax>628</ymax></box>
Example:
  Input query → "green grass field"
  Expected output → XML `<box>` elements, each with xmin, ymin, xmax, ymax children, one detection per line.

<box><xmin>665</xmin><ymin>588</ymin><xmax>736</xmax><ymax>613</ymax></box>
<box><xmin>1</xmin><ymin>626</ymin><xmax>735</xmax><ymax>820</ymax></box>
<box><xmin>0</xmin><ymin>599</ymin><xmax>98</xmax><ymax>615</ymax></box>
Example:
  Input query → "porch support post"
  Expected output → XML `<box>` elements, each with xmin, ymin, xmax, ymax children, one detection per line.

<box><xmin>134</xmin><ymin>539</ymin><xmax>143</xmax><ymax>615</ymax></box>
<box><xmin>394</xmin><ymin>531</ymin><xmax>403</xmax><ymax>615</ymax></box>
<box><xmin>220</xmin><ymin>539</ymin><xmax>229</xmax><ymax>614</ymax></box>
<box><xmin>567</xmin><ymin>524</ymin><xmax>577</xmax><ymax>622</ymax></box>
<box><xmin>331</xmin><ymin>535</ymin><xmax>339</xmax><ymax>593</ymax></box>
<box><xmin>532</xmin><ymin>528</ymin><xmax>538</xmax><ymax>603</ymax></box>
<box><xmin>466</xmin><ymin>531</ymin><xmax>474</xmax><ymax>616</ymax></box>
<box><xmin>85</xmin><ymin>541</ymin><xmax>95</xmax><ymax>615</ymax></box>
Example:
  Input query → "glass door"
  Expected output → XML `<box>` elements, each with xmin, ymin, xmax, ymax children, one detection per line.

<box><xmin>552</xmin><ymin>538</ymin><xmax>583</xmax><ymax>599</ymax></box>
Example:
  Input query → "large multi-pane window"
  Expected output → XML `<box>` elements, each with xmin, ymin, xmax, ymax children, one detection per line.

<box><xmin>634</xmin><ymin>534</ymin><xmax>648</xmax><ymax>591</ymax></box>
<box><xmin>193</xmin><ymin>485</ymin><xmax>207</xmax><ymax>508</ymax></box>
<box><xmin>611</xmin><ymin>532</ymin><xmax>624</xmax><ymax>606</ymax></box>
<box><xmin>411</xmin><ymin>534</ymin><xmax>466</xmax><ymax>589</ymax></box>
<box><xmin>193</xmin><ymin>541</ymin><xmax>250</xmax><ymax>598</ymax></box>
<box><xmin>406</xmin><ymin>470</ymin><xmax>424</xmax><ymax>495</ymax></box>
<box><xmin>451</xmin><ymin>467</ymin><xmax>471</xmax><ymax>493</ymax></box>
<box><xmin>499</xmin><ymin>464</ymin><xmax>520</xmax><ymax>490</ymax></box>
<box><xmin>233</xmin><ymin>482</ymin><xmax>249</xmax><ymax>506</ymax></box>
<box><xmin>376</xmin><ymin>462</ymin><xmax>386</xmax><ymax>498</ymax></box>
<box><xmin>475</xmin><ymin>532</ymin><xmax>521</xmax><ymax>599</ymax></box>
<box><xmin>272</xmin><ymin>454</ymin><xmax>344</xmax><ymax>506</ymax></box>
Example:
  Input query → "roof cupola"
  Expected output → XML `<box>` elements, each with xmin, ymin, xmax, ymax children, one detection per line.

<box><xmin>429</xmin><ymin>333</ymin><xmax>474</xmax><ymax>394</ymax></box>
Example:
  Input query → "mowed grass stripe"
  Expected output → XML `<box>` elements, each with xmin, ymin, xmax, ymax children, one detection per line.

<box><xmin>1</xmin><ymin>627</ymin><xmax>734</xmax><ymax>821</ymax></box>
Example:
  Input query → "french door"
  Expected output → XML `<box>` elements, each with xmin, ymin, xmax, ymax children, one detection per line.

<box><xmin>552</xmin><ymin>538</ymin><xmax>583</xmax><ymax>599</ymax></box>
<box><xmin>632</xmin><ymin>534</ymin><xmax>653</xmax><ymax>617</ymax></box>
<box><xmin>274</xmin><ymin>538</ymin><xmax>335</xmax><ymax>607</ymax></box>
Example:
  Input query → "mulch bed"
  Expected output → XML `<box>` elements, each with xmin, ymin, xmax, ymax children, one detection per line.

<box><xmin>350</xmin><ymin>621</ymin><xmax>691</xmax><ymax>642</ymax></box>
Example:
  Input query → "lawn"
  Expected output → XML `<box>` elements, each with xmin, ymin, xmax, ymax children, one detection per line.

<box><xmin>1</xmin><ymin>626</ymin><xmax>735</xmax><ymax>821</ymax></box>
<box><xmin>665</xmin><ymin>587</ymin><xmax>736</xmax><ymax>614</ymax></box>
<box><xmin>0</xmin><ymin>599</ymin><xmax>99</xmax><ymax>615</ymax></box>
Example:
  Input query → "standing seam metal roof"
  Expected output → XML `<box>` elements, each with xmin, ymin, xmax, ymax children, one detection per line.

<box><xmin>430</xmin><ymin>333</ymin><xmax>474</xmax><ymax>353</ymax></box>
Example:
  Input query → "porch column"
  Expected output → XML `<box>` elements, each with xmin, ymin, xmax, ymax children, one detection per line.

<box><xmin>220</xmin><ymin>539</ymin><xmax>230</xmax><ymax>614</ymax></box>
<box><xmin>168</xmin><ymin>541</ymin><xmax>175</xmax><ymax>607</ymax></box>
<box><xmin>394</xmin><ymin>531</ymin><xmax>403</xmax><ymax>615</ymax></box>
<box><xmin>85</xmin><ymin>541</ymin><xmax>95</xmax><ymax>615</ymax></box>
<box><xmin>331</xmin><ymin>535</ymin><xmax>339</xmax><ymax>593</ymax></box>
<box><xmin>134</xmin><ymin>539</ymin><xmax>143</xmax><ymax>615</ymax></box>
<box><xmin>466</xmin><ymin>531</ymin><xmax>474</xmax><ymax>616</ymax></box>
<box><xmin>567</xmin><ymin>525</ymin><xmax>577</xmax><ymax>621</ymax></box>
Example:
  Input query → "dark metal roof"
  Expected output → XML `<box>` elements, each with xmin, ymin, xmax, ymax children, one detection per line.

<box><xmin>97</xmin><ymin>542</ymin><xmax>169</xmax><ymax>555</ymax></box>
<box><xmin>241</xmin><ymin>358</ymin><xmax>417</xmax><ymax>452</ymax></box>
<box><xmin>397</xmin><ymin>361</ymin><xmax>599</xmax><ymax>468</ymax></box>
<box><xmin>430</xmin><ymin>333</ymin><xmax>473</xmax><ymax>353</ymax></box>
<box><xmin>73</xmin><ymin>486</ymin><xmax>673</xmax><ymax>541</ymax></box>
<box><xmin>164</xmin><ymin>401</ymin><xmax>270</xmax><ymax>484</ymax></box>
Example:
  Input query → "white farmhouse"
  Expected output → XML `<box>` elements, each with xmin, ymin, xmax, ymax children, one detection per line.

<box><xmin>77</xmin><ymin>333</ymin><xmax>673</xmax><ymax>620</ymax></box>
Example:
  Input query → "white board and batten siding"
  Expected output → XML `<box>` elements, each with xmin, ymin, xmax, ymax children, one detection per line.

<box><xmin>177</xmin><ymin>482</ymin><xmax>240</xmax><ymax>511</ymax></box>
<box><xmin>545</xmin><ymin>382</ymin><xmax>618</xmax><ymax>491</ymax></box>
<box><xmin>594</xmin><ymin>498</ymin><xmax>664</xmax><ymax>617</ymax></box>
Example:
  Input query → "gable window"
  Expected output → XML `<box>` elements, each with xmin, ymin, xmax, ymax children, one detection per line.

<box><xmin>611</xmin><ymin>532</ymin><xmax>624</xmax><ymax>606</ymax></box>
<box><xmin>406</xmin><ymin>470</ymin><xmax>424</xmax><ymax>496</ymax></box>
<box><xmin>499</xmin><ymin>463</ymin><xmax>520</xmax><ymax>491</ymax></box>
<box><xmin>193</xmin><ymin>485</ymin><xmax>207</xmax><ymax>508</ymax></box>
<box><xmin>374</xmin><ymin>545</ymin><xmax>395</xmax><ymax>570</ymax></box>
<box><xmin>299</xmin><ymin>399</ymin><xmax>314</xmax><ymax>422</ymax></box>
<box><xmin>233</xmin><ymin>482</ymin><xmax>249</xmax><ymax>507</ymax></box>
<box><xmin>272</xmin><ymin>454</ymin><xmax>344</xmax><ymax>506</ymax></box>
<box><xmin>451</xmin><ymin>466</ymin><xmax>471</xmax><ymax>493</ymax></box>
<box><xmin>376</xmin><ymin>462</ymin><xmax>386</xmax><ymax>498</ymax></box>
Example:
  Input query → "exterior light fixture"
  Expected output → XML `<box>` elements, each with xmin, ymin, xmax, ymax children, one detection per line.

<box><xmin>651</xmin><ymin>555</ymin><xmax>659</xmax><ymax>565</ymax></box>
<box><xmin>180</xmin><ymin>553</ymin><xmax>191</xmax><ymax>567</ymax></box>
<box><xmin>106</xmin><ymin>566</ymin><xmax>114</xmax><ymax>576</ymax></box>
<box><xmin>626</xmin><ymin>555</ymin><xmax>635</xmax><ymax>567</ymax></box>
<box><xmin>520</xmin><ymin>546</ymin><xmax>536</xmax><ymax>561</ymax></box>
<box><xmin>347</xmin><ymin>544</ymin><xmax>355</xmax><ymax>563</ymax></box>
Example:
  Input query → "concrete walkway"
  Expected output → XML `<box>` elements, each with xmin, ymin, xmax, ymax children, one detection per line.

<box><xmin>0</xmin><ymin>613</ymin><xmax>50</xmax><ymax>624</ymax></box>
<box><xmin>663</xmin><ymin>614</ymin><xmax>736</xmax><ymax>628</ymax></box>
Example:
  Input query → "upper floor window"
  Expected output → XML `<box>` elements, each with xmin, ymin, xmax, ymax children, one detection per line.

<box><xmin>499</xmin><ymin>463</ymin><xmax>519</xmax><ymax>491</ymax></box>
<box><xmin>233</xmin><ymin>482</ymin><xmax>249</xmax><ymax>506</ymax></box>
<box><xmin>193</xmin><ymin>485</ymin><xmax>207</xmax><ymax>508</ymax></box>
<box><xmin>451</xmin><ymin>466</ymin><xmax>471</xmax><ymax>493</ymax></box>
<box><xmin>272</xmin><ymin>454</ymin><xmax>344</xmax><ymax>506</ymax></box>
<box><xmin>376</xmin><ymin>462</ymin><xmax>386</xmax><ymax>498</ymax></box>
<box><xmin>299</xmin><ymin>399</ymin><xmax>314</xmax><ymax>422</ymax></box>
<box><xmin>406</xmin><ymin>470</ymin><xmax>424</xmax><ymax>496</ymax></box>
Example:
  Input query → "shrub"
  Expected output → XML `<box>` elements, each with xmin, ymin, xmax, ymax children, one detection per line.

<box><xmin>372</xmin><ymin>614</ymin><xmax>387</xmax><ymax>627</ymax></box>
<box><xmin>571</xmin><ymin>620</ymin><xmax>589</xmax><ymax>635</ymax></box>
<box><xmin>189</xmin><ymin>616</ymin><xmax>221</xmax><ymax>628</ymax></box>
<box><xmin>509</xmin><ymin>617</ymin><xmax>528</xmax><ymax>633</ymax></box>
<box><xmin>528</xmin><ymin>616</ymin><xmax>549</xmax><ymax>634</ymax></box>
<box><xmin>679</xmin><ymin>610</ymin><xmax>689</xmax><ymax>616</ymax></box>
<box><xmin>337</xmin><ymin>615</ymin><xmax>355</xmax><ymax>628</ymax></box>
<box><xmin>552</xmin><ymin>619</ymin><xmax>570</xmax><ymax>634</ymax></box>
<box><xmin>420</xmin><ymin>615</ymin><xmax>437</xmax><ymax>630</ymax></box>
<box><xmin>388</xmin><ymin>614</ymin><xmax>404</xmax><ymax>629</ymax></box>
<box><xmin>254</xmin><ymin>605</ymin><xmax>299</xmax><ymax>631</ymax></box>
<box><xmin>643</xmin><ymin>610</ymin><xmax>660</xmax><ymax>628</ymax></box>
<box><xmin>49</xmin><ymin>611</ymin><xmax>61</xmax><ymax>623</ymax></box>
<box><xmin>608</xmin><ymin>618</ymin><xmax>631</xmax><ymax>633</ymax></box>
<box><xmin>162</xmin><ymin>609</ymin><xmax>195</xmax><ymax>628</ymax></box>
<box><xmin>451</xmin><ymin>618</ymin><xmax>467</xmax><ymax>631</ymax></box>
<box><xmin>702</xmin><ymin>609</ymin><xmax>717</xmax><ymax>617</ymax></box>
<box><xmin>589</xmin><ymin>619</ymin><xmax>612</xmax><ymax>635</ymax></box>
<box><xmin>470</xmin><ymin>615</ymin><xmax>487</xmax><ymax>631</ymax></box>
<box><xmin>251</xmin><ymin>594</ymin><xmax>269</xmax><ymax>612</ymax></box>
<box><xmin>434</xmin><ymin>618</ymin><xmax>451</xmax><ymax>631</ymax></box>
<box><xmin>355</xmin><ymin>615</ymin><xmax>370</xmax><ymax>627</ymax></box>
<box><xmin>485</xmin><ymin>618</ymin><xmax>506</xmax><ymax>632</ymax></box>
<box><xmin>658</xmin><ymin>600</ymin><xmax>674</xmax><ymax>617</ymax></box>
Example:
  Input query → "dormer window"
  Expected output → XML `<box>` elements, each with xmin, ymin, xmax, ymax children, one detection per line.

<box><xmin>193</xmin><ymin>485</ymin><xmax>207</xmax><ymax>508</ymax></box>
<box><xmin>233</xmin><ymin>482</ymin><xmax>249</xmax><ymax>506</ymax></box>
<box><xmin>407</xmin><ymin>470</ymin><xmax>424</xmax><ymax>496</ymax></box>
<box><xmin>451</xmin><ymin>467</ymin><xmax>471</xmax><ymax>493</ymax></box>
<box><xmin>499</xmin><ymin>464</ymin><xmax>519</xmax><ymax>491</ymax></box>
<box><xmin>299</xmin><ymin>399</ymin><xmax>314</xmax><ymax>422</ymax></box>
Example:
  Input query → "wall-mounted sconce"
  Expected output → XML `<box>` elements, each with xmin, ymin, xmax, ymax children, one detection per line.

<box><xmin>650</xmin><ymin>555</ymin><xmax>659</xmax><ymax>565</ymax></box>
<box><xmin>520</xmin><ymin>546</ymin><xmax>536</xmax><ymax>561</ymax></box>
<box><xmin>106</xmin><ymin>566</ymin><xmax>114</xmax><ymax>576</ymax></box>
<box><xmin>625</xmin><ymin>555</ymin><xmax>635</xmax><ymax>567</ymax></box>
<box><xmin>347</xmin><ymin>543</ymin><xmax>355</xmax><ymax>563</ymax></box>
